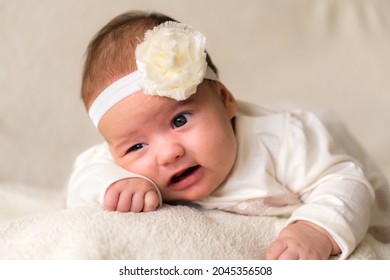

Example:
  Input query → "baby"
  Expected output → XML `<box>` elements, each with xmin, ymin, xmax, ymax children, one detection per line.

<box><xmin>67</xmin><ymin>11</ymin><xmax>390</xmax><ymax>260</ymax></box>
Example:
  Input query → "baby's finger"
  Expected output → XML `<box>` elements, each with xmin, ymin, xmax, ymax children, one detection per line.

<box><xmin>265</xmin><ymin>240</ymin><xmax>288</xmax><ymax>260</ymax></box>
<box><xmin>129</xmin><ymin>192</ymin><xmax>144</xmax><ymax>213</ymax></box>
<box><xmin>104</xmin><ymin>188</ymin><xmax>120</xmax><ymax>211</ymax></box>
<box><xmin>277</xmin><ymin>249</ymin><xmax>299</xmax><ymax>260</ymax></box>
<box><xmin>116</xmin><ymin>190</ymin><xmax>133</xmax><ymax>212</ymax></box>
<box><xmin>143</xmin><ymin>190</ymin><xmax>160</xmax><ymax>212</ymax></box>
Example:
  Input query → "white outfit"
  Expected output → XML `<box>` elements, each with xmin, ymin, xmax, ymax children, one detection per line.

<box><xmin>67</xmin><ymin>101</ymin><xmax>390</xmax><ymax>259</ymax></box>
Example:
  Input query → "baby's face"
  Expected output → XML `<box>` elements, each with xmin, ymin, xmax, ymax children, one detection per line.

<box><xmin>99</xmin><ymin>81</ymin><xmax>238</xmax><ymax>202</ymax></box>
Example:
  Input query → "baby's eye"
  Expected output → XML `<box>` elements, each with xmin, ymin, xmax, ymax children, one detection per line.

<box><xmin>172</xmin><ymin>113</ymin><xmax>191</xmax><ymax>129</ymax></box>
<box><xmin>126</xmin><ymin>143</ymin><xmax>145</xmax><ymax>154</ymax></box>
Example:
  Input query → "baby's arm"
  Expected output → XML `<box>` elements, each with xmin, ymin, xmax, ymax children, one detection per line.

<box><xmin>67</xmin><ymin>143</ymin><xmax>162</xmax><ymax>211</ymax></box>
<box><xmin>265</xmin><ymin>173</ymin><xmax>373</xmax><ymax>260</ymax></box>
<box><xmin>268</xmin><ymin>110</ymin><xmax>375</xmax><ymax>259</ymax></box>
<box><xmin>266</xmin><ymin>221</ymin><xmax>340</xmax><ymax>260</ymax></box>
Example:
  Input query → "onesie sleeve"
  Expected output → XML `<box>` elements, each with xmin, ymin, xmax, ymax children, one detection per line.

<box><xmin>278</xmin><ymin>110</ymin><xmax>375</xmax><ymax>259</ymax></box>
<box><xmin>66</xmin><ymin>143</ymin><xmax>161</xmax><ymax>208</ymax></box>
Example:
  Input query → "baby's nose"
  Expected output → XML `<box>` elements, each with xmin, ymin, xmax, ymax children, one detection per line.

<box><xmin>157</xmin><ymin>139</ymin><xmax>185</xmax><ymax>166</ymax></box>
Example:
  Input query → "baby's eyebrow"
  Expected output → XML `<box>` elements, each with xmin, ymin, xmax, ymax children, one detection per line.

<box><xmin>108</xmin><ymin>130</ymin><xmax>138</xmax><ymax>152</ymax></box>
<box><xmin>156</xmin><ymin>98</ymin><xmax>194</xmax><ymax>116</ymax></box>
<box><xmin>174</xmin><ymin>97</ymin><xmax>195</xmax><ymax>108</ymax></box>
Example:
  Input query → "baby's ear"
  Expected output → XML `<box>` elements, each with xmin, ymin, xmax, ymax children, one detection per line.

<box><xmin>216</xmin><ymin>82</ymin><xmax>237</xmax><ymax>119</ymax></box>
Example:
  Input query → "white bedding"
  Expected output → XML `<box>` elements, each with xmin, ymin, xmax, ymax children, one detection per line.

<box><xmin>0</xmin><ymin>182</ymin><xmax>389</xmax><ymax>260</ymax></box>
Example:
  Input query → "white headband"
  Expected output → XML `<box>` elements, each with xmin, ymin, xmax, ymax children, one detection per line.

<box><xmin>88</xmin><ymin>21</ymin><xmax>219</xmax><ymax>128</ymax></box>
<box><xmin>88</xmin><ymin>67</ymin><xmax>218</xmax><ymax>127</ymax></box>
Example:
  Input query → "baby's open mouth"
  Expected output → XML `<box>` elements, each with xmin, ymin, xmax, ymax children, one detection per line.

<box><xmin>170</xmin><ymin>165</ymin><xmax>200</xmax><ymax>185</ymax></box>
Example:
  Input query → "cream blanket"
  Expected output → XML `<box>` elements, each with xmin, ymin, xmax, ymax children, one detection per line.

<box><xmin>0</xmin><ymin>182</ymin><xmax>389</xmax><ymax>259</ymax></box>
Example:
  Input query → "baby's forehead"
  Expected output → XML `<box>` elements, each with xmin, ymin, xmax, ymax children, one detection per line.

<box><xmin>117</xmin><ymin>91</ymin><xmax>189</xmax><ymax>118</ymax></box>
<box><xmin>143</xmin><ymin>93</ymin><xmax>195</xmax><ymax>111</ymax></box>
<box><xmin>119</xmin><ymin>84</ymin><xmax>215</xmax><ymax>119</ymax></box>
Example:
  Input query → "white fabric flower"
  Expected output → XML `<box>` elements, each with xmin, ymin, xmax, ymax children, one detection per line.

<box><xmin>135</xmin><ymin>21</ymin><xmax>208</xmax><ymax>100</ymax></box>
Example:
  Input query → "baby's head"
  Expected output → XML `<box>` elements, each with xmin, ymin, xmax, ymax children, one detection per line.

<box><xmin>82</xmin><ymin>11</ymin><xmax>238</xmax><ymax>202</ymax></box>
<box><xmin>82</xmin><ymin>11</ymin><xmax>218</xmax><ymax>110</ymax></box>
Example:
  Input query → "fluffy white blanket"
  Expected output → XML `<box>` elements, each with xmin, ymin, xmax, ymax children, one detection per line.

<box><xmin>0</xmin><ymin>183</ymin><xmax>389</xmax><ymax>259</ymax></box>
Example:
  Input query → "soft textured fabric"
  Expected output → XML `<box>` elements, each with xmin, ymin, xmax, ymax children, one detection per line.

<box><xmin>1</xmin><ymin>182</ymin><xmax>390</xmax><ymax>260</ymax></box>
<box><xmin>66</xmin><ymin>101</ymin><xmax>390</xmax><ymax>259</ymax></box>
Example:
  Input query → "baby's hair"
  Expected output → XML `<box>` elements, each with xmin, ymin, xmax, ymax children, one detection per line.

<box><xmin>81</xmin><ymin>11</ymin><xmax>218</xmax><ymax>109</ymax></box>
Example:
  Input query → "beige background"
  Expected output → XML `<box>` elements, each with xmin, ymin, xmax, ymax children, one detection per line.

<box><xmin>1</xmin><ymin>0</ymin><xmax>389</xmax><ymax>190</ymax></box>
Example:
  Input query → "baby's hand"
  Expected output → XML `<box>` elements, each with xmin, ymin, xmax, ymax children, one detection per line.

<box><xmin>104</xmin><ymin>178</ymin><xmax>160</xmax><ymax>212</ymax></box>
<box><xmin>265</xmin><ymin>221</ymin><xmax>341</xmax><ymax>260</ymax></box>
